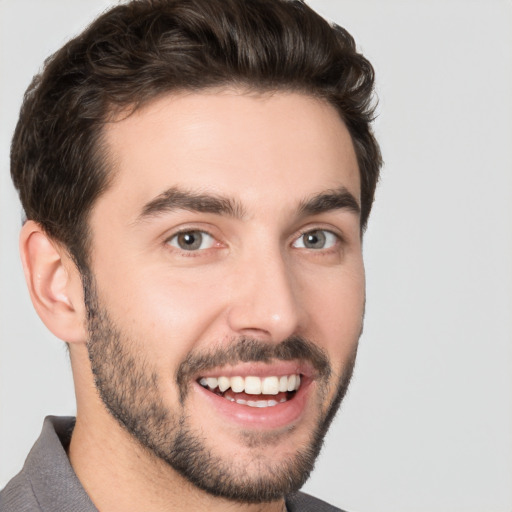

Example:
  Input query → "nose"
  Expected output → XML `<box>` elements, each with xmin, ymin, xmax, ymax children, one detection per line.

<box><xmin>226</xmin><ymin>248</ymin><xmax>304</xmax><ymax>342</ymax></box>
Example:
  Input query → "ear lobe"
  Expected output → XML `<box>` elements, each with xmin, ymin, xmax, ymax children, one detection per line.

<box><xmin>20</xmin><ymin>220</ymin><xmax>88</xmax><ymax>344</ymax></box>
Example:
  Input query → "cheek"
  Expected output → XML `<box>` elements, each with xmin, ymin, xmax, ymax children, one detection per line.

<box><xmin>303</xmin><ymin>264</ymin><xmax>365</xmax><ymax>362</ymax></box>
<box><xmin>94</xmin><ymin>262</ymin><xmax>230</xmax><ymax>363</ymax></box>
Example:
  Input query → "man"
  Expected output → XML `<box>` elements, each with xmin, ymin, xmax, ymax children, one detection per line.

<box><xmin>0</xmin><ymin>0</ymin><xmax>381</xmax><ymax>510</ymax></box>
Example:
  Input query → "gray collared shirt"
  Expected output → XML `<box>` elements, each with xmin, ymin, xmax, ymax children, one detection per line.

<box><xmin>0</xmin><ymin>416</ymin><xmax>343</xmax><ymax>512</ymax></box>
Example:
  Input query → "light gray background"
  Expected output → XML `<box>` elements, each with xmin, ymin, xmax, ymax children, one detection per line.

<box><xmin>1</xmin><ymin>1</ymin><xmax>511</xmax><ymax>511</ymax></box>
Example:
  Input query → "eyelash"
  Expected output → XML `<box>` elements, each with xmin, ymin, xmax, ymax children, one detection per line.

<box><xmin>292</xmin><ymin>228</ymin><xmax>343</xmax><ymax>251</ymax></box>
<box><xmin>164</xmin><ymin>226</ymin><xmax>344</xmax><ymax>256</ymax></box>
<box><xmin>165</xmin><ymin>228</ymin><xmax>220</xmax><ymax>255</ymax></box>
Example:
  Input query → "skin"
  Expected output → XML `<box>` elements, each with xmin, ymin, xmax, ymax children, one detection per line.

<box><xmin>21</xmin><ymin>90</ymin><xmax>365</xmax><ymax>512</ymax></box>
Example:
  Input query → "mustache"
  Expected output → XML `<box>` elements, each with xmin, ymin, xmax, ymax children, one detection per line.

<box><xmin>176</xmin><ymin>336</ymin><xmax>331</xmax><ymax>401</ymax></box>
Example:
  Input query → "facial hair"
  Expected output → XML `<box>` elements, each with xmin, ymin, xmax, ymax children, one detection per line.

<box><xmin>84</xmin><ymin>275</ymin><xmax>358</xmax><ymax>503</ymax></box>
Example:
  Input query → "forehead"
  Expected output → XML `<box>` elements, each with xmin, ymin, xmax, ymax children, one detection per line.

<box><xmin>97</xmin><ymin>90</ymin><xmax>360</xmax><ymax>220</ymax></box>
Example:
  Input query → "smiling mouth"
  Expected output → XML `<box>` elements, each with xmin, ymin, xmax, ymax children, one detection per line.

<box><xmin>198</xmin><ymin>374</ymin><xmax>302</xmax><ymax>408</ymax></box>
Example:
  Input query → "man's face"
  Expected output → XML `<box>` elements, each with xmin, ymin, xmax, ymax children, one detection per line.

<box><xmin>84</xmin><ymin>90</ymin><xmax>364</xmax><ymax>501</ymax></box>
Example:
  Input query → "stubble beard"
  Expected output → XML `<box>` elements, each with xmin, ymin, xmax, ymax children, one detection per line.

<box><xmin>83</xmin><ymin>275</ymin><xmax>358</xmax><ymax>503</ymax></box>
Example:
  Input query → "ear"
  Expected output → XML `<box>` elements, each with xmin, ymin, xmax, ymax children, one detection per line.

<box><xmin>19</xmin><ymin>220</ymin><xmax>88</xmax><ymax>344</ymax></box>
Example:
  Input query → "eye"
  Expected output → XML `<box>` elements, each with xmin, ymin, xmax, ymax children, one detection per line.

<box><xmin>292</xmin><ymin>229</ymin><xmax>338</xmax><ymax>250</ymax></box>
<box><xmin>167</xmin><ymin>230</ymin><xmax>216</xmax><ymax>251</ymax></box>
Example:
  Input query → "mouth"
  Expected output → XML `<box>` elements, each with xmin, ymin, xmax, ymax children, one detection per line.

<box><xmin>192</xmin><ymin>362</ymin><xmax>315</xmax><ymax>430</ymax></box>
<box><xmin>181</xmin><ymin>338</ymin><xmax>330</xmax><ymax>431</ymax></box>
<box><xmin>198</xmin><ymin>374</ymin><xmax>302</xmax><ymax>408</ymax></box>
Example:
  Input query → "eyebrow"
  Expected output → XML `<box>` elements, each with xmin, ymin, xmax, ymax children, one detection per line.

<box><xmin>298</xmin><ymin>187</ymin><xmax>360</xmax><ymax>217</ymax></box>
<box><xmin>137</xmin><ymin>187</ymin><xmax>246</xmax><ymax>221</ymax></box>
<box><xmin>136</xmin><ymin>185</ymin><xmax>360</xmax><ymax>224</ymax></box>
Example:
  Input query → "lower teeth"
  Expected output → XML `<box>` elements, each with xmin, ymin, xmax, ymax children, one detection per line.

<box><xmin>224</xmin><ymin>396</ymin><xmax>287</xmax><ymax>407</ymax></box>
<box><xmin>201</xmin><ymin>383</ymin><xmax>294</xmax><ymax>408</ymax></box>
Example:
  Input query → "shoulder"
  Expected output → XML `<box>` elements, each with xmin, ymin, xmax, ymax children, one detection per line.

<box><xmin>0</xmin><ymin>470</ymin><xmax>41</xmax><ymax>512</ymax></box>
<box><xmin>285</xmin><ymin>491</ymin><xmax>347</xmax><ymax>512</ymax></box>
<box><xmin>0</xmin><ymin>416</ymin><xmax>96</xmax><ymax>512</ymax></box>
<box><xmin>0</xmin><ymin>416</ymin><xmax>73</xmax><ymax>511</ymax></box>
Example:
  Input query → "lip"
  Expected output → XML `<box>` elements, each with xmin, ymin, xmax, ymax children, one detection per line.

<box><xmin>192</xmin><ymin>362</ymin><xmax>314</xmax><ymax>430</ymax></box>
<box><xmin>195</xmin><ymin>360</ymin><xmax>316</xmax><ymax>379</ymax></box>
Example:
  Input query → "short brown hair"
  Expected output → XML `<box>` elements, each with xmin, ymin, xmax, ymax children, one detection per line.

<box><xmin>11</xmin><ymin>0</ymin><xmax>381</xmax><ymax>271</ymax></box>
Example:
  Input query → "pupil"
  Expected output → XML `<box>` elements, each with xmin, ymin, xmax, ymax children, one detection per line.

<box><xmin>178</xmin><ymin>231</ymin><xmax>202</xmax><ymax>250</ymax></box>
<box><xmin>305</xmin><ymin>230</ymin><xmax>325</xmax><ymax>248</ymax></box>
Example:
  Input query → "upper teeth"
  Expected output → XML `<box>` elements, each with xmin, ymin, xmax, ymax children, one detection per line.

<box><xmin>199</xmin><ymin>374</ymin><xmax>301</xmax><ymax>395</ymax></box>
